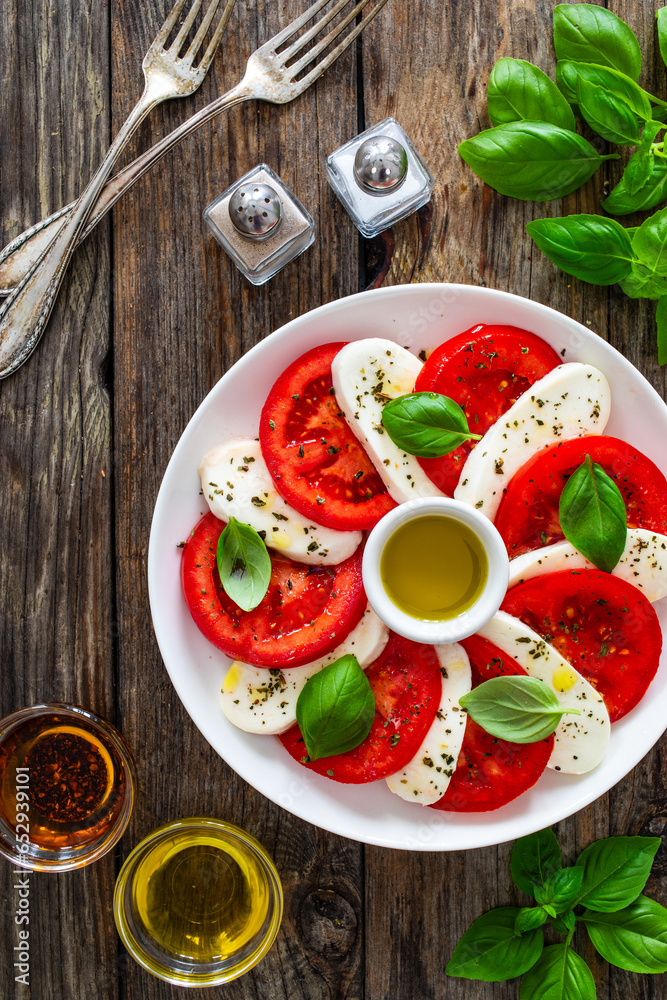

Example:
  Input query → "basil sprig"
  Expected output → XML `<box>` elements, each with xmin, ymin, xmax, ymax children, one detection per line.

<box><xmin>216</xmin><ymin>516</ymin><xmax>271</xmax><ymax>612</ymax></box>
<box><xmin>381</xmin><ymin>392</ymin><xmax>481</xmax><ymax>458</ymax></box>
<box><xmin>459</xmin><ymin>676</ymin><xmax>580</xmax><ymax>744</ymax></box>
<box><xmin>295</xmin><ymin>655</ymin><xmax>375</xmax><ymax>762</ymax></box>
<box><xmin>446</xmin><ymin>828</ymin><xmax>666</xmax><ymax>990</ymax></box>
<box><xmin>558</xmin><ymin>455</ymin><xmax>627</xmax><ymax>573</ymax></box>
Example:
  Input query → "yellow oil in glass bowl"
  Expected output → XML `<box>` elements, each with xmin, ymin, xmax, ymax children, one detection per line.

<box><xmin>380</xmin><ymin>514</ymin><xmax>488</xmax><ymax>621</ymax></box>
<box><xmin>114</xmin><ymin>818</ymin><xmax>282</xmax><ymax>986</ymax></box>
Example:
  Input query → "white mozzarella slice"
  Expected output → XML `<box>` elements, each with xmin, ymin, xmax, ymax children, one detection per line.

<box><xmin>477</xmin><ymin>611</ymin><xmax>610</xmax><ymax>774</ymax></box>
<box><xmin>331</xmin><ymin>338</ymin><xmax>446</xmax><ymax>503</ymax></box>
<box><xmin>454</xmin><ymin>364</ymin><xmax>611</xmax><ymax>520</ymax></box>
<box><xmin>508</xmin><ymin>529</ymin><xmax>667</xmax><ymax>603</ymax></box>
<box><xmin>199</xmin><ymin>439</ymin><xmax>362</xmax><ymax>565</ymax></box>
<box><xmin>385</xmin><ymin>643</ymin><xmax>471</xmax><ymax>804</ymax></box>
<box><xmin>220</xmin><ymin>606</ymin><xmax>389</xmax><ymax>735</ymax></box>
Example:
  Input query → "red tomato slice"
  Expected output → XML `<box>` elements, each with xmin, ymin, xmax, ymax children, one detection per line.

<box><xmin>279</xmin><ymin>632</ymin><xmax>442</xmax><ymax>783</ymax></box>
<box><xmin>414</xmin><ymin>325</ymin><xmax>561</xmax><ymax>494</ymax></box>
<box><xmin>430</xmin><ymin>635</ymin><xmax>553</xmax><ymax>813</ymax></box>
<box><xmin>495</xmin><ymin>435</ymin><xmax>667</xmax><ymax>557</ymax></box>
<box><xmin>181</xmin><ymin>513</ymin><xmax>366</xmax><ymax>668</ymax></box>
<box><xmin>502</xmin><ymin>569</ymin><xmax>662</xmax><ymax>722</ymax></box>
<box><xmin>260</xmin><ymin>343</ymin><xmax>396</xmax><ymax>530</ymax></box>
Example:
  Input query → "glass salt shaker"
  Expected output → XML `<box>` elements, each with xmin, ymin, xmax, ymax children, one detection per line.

<box><xmin>203</xmin><ymin>164</ymin><xmax>315</xmax><ymax>286</ymax></box>
<box><xmin>325</xmin><ymin>117</ymin><xmax>434</xmax><ymax>238</ymax></box>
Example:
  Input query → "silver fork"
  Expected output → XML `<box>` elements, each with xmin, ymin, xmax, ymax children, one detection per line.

<box><xmin>0</xmin><ymin>0</ymin><xmax>390</xmax><ymax>377</ymax></box>
<box><xmin>0</xmin><ymin>0</ymin><xmax>235</xmax><ymax>377</ymax></box>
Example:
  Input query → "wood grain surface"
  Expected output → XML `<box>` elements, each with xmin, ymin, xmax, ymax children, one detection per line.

<box><xmin>1</xmin><ymin>1</ymin><xmax>666</xmax><ymax>998</ymax></box>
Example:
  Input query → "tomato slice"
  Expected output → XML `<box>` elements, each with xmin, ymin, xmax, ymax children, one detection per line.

<box><xmin>278</xmin><ymin>632</ymin><xmax>442</xmax><ymax>783</ymax></box>
<box><xmin>502</xmin><ymin>569</ymin><xmax>662</xmax><ymax>722</ymax></box>
<box><xmin>259</xmin><ymin>343</ymin><xmax>396</xmax><ymax>530</ymax></box>
<box><xmin>181</xmin><ymin>513</ymin><xmax>366</xmax><ymax>667</ymax></box>
<box><xmin>495</xmin><ymin>435</ymin><xmax>667</xmax><ymax>557</ymax></box>
<box><xmin>429</xmin><ymin>635</ymin><xmax>553</xmax><ymax>813</ymax></box>
<box><xmin>414</xmin><ymin>325</ymin><xmax>561</xmax><ymax>494</ymax></box>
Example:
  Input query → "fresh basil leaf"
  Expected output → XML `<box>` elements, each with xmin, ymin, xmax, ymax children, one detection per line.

<box><xmin>657</xmin><ymin>8</ymin><xmax>667</xmax><ymax>70</ymax></box>
<box><xmin>458</xmin><ymin>122</ymin><xmax>617</xmax><ymax>201</ymax></box>
<box><xmin>216</xmin><ymin>516</ymin><xmax>271</xmax><ymax>612</ymax></box>
<box><xmin>582</xmin><ymin>895</ymin><xmax>667</xmax><ymax>973</ymax></box>
<box><xmin>575</xmin><ymin>835</ymin><xmax>661</xmax><ymax>911</ymax></box>
<box><xmin>460</xmin><ymin>676</ymin><xmax>580</xmax><ymax>744</ymax></box>
<box><xmin>511</xmin><ymin>828</ymin><xmax>562</xmax><ymax>896</ymax></box>
<box><xmin>553</xmin><ymin>4</ymin><xmax>642</xmax><ymax>81</ymax></box>
<box><xmin>558</xmin><ymin>455</ymin><xmax>627</xmax><ymax>573</ymax></box>
<box><xmin>515</xmin><ymin>907</ymin><xmax>551</xmax><ymax>933</ymax></box>
<box><xmin>519</xmin><ymin>944</ymin><xmax>596</xmax><ymax>1000</ymax></box>
<box><xmin>526</xmin><ymin>215</ymin><xmax>633</xmax><ymax>285</ymax></box>
<box><xmin>619</xmin><ymin>259</ymin><xmax>667</xmax><ymax>299</ymax></box>
<box><xmin>445</xmin><ymin>907</ymin><xmax>543</xmax><ymax>982</ymax></box>
<box><xmin>602</xmin><ymin>159</ymin><xmax>667</xmax><ymax>215</ymax></box>
<box><xmin>657</xmin><ymin>296</ymin><xmax>667</xmax><ymax>366</ymax></box>
<box><xmin>623</xmin><ymin>151</ymin><xmax>656</xmax><ymax>196</ymax></box>
<box><xmin>295</xmin><ymin>654</ymin><xmax>374</xmax><ymax>762</ymax></box>
<box><xmin>576</xmin><ymin>78</ymin><xmax>641</xmax><ymax>145</ymax></box>
<box><xmin>556</xmin><ymin>61</ymin><xmax>651</xmax><ymax>118</ymax></box>
<box><xmin>553</xmin><ymin>911</ymin><xmax>576</xmax><ymax>935</ymax></box>
<box><xmin>534</xmin><ymin>867</ymin><xmax>584</xmax><ymax>914</ymax></box>
<box><xmin>488</xmin><ymin>58</ymin><xmax>576</xmax><ymax>130</ymax></box>
<box><xmin>632</xmin><ymin>203</ymin><xmax>667</xmax><ymax>276</ymax></box>
<box><xmin>381</xmin><ymin>392</ymin><xmax>481</xmax><ymax>458</ymax></box>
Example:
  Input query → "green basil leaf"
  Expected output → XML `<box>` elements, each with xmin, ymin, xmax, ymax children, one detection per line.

<box><xmin>657</xmin><ymin>8</ymin><xmax>667</xmax><ymax>70</ymax></box>
<box><xmin>511</xmin><ymin>828</ymin><xmax>562</xmax><ymax>896</ymax></box>
<box><xmin>553</xmin><ymin>4</ymin><xmax>642</xmax><ymax>80</ymax></box>
<box><xmin>576</xmin><ymin>79</ymin><xmax>640</xmax><ymax>145</ymax></box>
<box><xmin>582</xmin><ymin>895</ymin><xmax>667</xmax><ymax>973</ymax></box>
<box><xmin>446</xmin><ymin>907</ymin><xmax>543</xmax><ymax>982</ymax></box>
<box><xmin>534</xmin><ymin>867</ymin><xmax>584</xmax><ymax>914</ymax></box>
<box><xmin>458</xmin><ymin>122</ymin><xmax>617</xmax><ymax>201</ymax></box>
<box><xmin>519</xmin><ymin>944</ymin><xmax>596</xmax><ymax>1000</ymax></box>
<box><xmin>602</xmin><ymin>159</ymin><xmax>667</xmax><ymax>215</ymax></box>
<box><xmin>515</xmin><ymin>907</ymin><xmax>551</xmax><ymax>934</ymax></box>
<box><xmin>381</xmin><ymin>392</ymin><xmax>481</xmax><ymax>457</ymax></box>
<box><xmin>619</xmin><ymin>259</ymin><xmax>667</xmax><ymax>299</ymax></box>
<box><xmin>558</xmin><ymin>455</ymin><xmax>627</xmax><ymax>572</ymax></box>
<box><xmin>656</xmin><ymin>296</ymin><xmax>667</xmax><ymax>366</ymax></box>
<box><xmin>556</xmin><ymin>61</ymin><xmax>651</xmax><ymax>118</ymax></box>
<box><xmin>632</xmin><ymin>203</ymin><xmax>667</xmax><ymax>276</ymax></box>
<box><xmin>295</xmin><ymin>654</ymin><xmax>374</xmax><ymax>762</ymax></box>
<box><xmin>526</xmin><ymin>215</ymin><xmax>633</xmax><ymax>285</ymax></box>
<box><xmin>553</xmin><ymin>911</ymin><xmax>576</xmax><ymax>935</ymax></box>
<box><xmin>623</xmin><ymin>151</ymin><xmax>656</xmax><ymax>196</ymax></box>
<box><xmin>216</xmin><ymin>516</ymin><xmax>271</xmax><ymax>612</ymax></box>
<box><xmin>488</xmin><ymin>58</ymin><xmax>576</xmax><ymax>130</ymax></box>
<box><xmin>575</xmin><ymin>835</ymin><xmax>661</xmax><ymax>911</ymax></box>
<box><xmin>460</xmin><ymin>676</ymin><xmax>580</xmax><ymax>744</ymax></box>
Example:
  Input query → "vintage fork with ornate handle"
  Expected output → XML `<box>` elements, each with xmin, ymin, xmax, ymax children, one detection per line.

<box><xmin>0</xmin><ymin>0</ymin><xmax>235</xmax><ymax>378</ymax></box>
<box><xmin>0</xmin><ymin>0</ymin><xmax>390</xmax><ymax>378</ymax></box>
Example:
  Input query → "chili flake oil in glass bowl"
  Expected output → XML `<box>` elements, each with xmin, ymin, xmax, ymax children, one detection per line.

<box><xmin>0</xmin><ymin>703</ymin><xmax>136</xmax><ymax>871</ymax></box>
<box><xmin>113</xmin><ymin>817</ymin><xmax>283</xmax><ymax>987</ymax></box>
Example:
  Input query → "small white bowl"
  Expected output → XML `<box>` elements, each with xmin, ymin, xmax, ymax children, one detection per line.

<box><xmin>362</xmin><ymin>497</ymin><xmax>509</xmax><ymax>644</ymax></box>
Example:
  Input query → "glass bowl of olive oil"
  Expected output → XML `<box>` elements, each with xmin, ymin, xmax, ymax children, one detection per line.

<box><xmin>113</xmin><ymin>817</ymin><xmax>283</xmax><ymax>987</ymax></box>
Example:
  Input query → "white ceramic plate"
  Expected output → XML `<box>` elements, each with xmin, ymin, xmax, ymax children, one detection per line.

<box><xmin>148</xmin><ymin>283</ymin><xmax>667</xmax><ymax>851</ymax></box>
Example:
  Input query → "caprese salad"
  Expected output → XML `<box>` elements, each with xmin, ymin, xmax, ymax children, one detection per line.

<box><xmin>181</xmin><ymin>324</ymin><xmax>667</xmax><ymax>813</ymax></box>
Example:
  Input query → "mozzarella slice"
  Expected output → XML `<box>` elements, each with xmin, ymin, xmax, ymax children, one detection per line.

<box><xmin>385</xmin><ymin>643</ymin><xmax>471</xmax><ymax>804</ymax></box>
<box><xmin>199</xmin><ymin>439</ymin><xmax>362</xmax><ymax>565</ymax></box>
<box><xmin>508</xmin><ymin>529</ymin><xmax>667</xmax><ymax>603</ymax></box>
<box><xmin>220</xmin><ymin>606</ymin><xmax>389</xmax><ymax>735</ymax></box>
<box><xmin>331</xmin><ymin>338</ymin><xmax>446</xmax><ymax>503</ymax></box>
<box><xmin>454</xmin><ymin>364</ymin><xmax>611</xmax><ymax>520</ymax></box>
<box><xmin>477</xmin><ymin>611</ymin><xmax>610</xmax><ymax>774</ymax></box>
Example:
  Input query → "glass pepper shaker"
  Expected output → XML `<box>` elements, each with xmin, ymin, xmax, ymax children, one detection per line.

<box><xmin>326</xmin><ymin>117</ymin><xmax>434</xmax><ymax>238</ymax></box>
<box><xmin>203</xmin><ymin>164</ymin><xmax>315</xmax><ymax>286</ymax></box>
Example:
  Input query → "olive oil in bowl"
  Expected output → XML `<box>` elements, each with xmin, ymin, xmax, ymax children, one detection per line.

<box><xmin>380</xmin><ymin>514</ymin><xmax>488</xmax><ymax>621</ymax></box>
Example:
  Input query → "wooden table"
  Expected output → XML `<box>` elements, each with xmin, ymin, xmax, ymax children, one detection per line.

<box><xmin>2</xmin><ymin>1</ymin><xmax>667</xmax><ymax>997</ymax></box>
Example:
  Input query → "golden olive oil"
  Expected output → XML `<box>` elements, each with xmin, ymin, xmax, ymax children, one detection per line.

<box><xmin>131</xmin><ymin>830</ymin><xmax>270</xmax><ymax>963</ymax></box>
<box><xmin>380</xmin><ymin>515</ymin><xmax>487</xmax><ymax>621</ymax></box>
